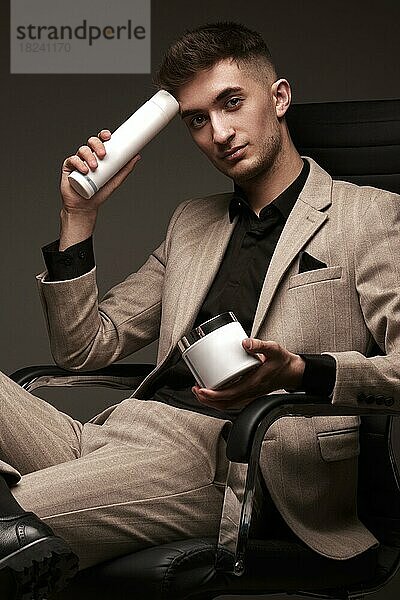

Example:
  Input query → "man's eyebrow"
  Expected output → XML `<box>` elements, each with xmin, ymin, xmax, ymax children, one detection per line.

<box><xmin>180</xmin><ymin>86</ymin><xmax>244</xmax><ymax>119</ymax></box>
<box><xmin>215</xmin><ymin>86</ymin><xmax>244</xmax><ymax>103</ymax></box>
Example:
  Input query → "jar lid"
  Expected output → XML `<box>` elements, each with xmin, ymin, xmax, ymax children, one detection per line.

<box><xmin>178</xmin><ymin>312</ymin><xmax>237</xmax><ymax>352</ymax></box>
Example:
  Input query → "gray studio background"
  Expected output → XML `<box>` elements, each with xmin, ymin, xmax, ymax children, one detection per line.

<box><xmin>1</xmin><ymin>1</ymin><xmax>400</xmax><ymax>598</ymax></box>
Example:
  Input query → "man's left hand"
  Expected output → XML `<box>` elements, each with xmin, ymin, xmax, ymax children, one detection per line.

<box><xmin>192</xmin><ymin>338</ymin><xmax>305</xmax><ymax>411</ymax></box>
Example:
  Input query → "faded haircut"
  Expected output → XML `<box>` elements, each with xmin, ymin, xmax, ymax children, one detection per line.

<box><xmin>154</xmin><ymin>22</ymin><xmax>277</xmax><ymax>96</ymax></box>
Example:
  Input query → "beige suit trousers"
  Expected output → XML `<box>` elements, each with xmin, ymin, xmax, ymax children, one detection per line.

<box><xmin>0</xmin><ymin>371</ymin><xmax>231</xmax><ymax>569</ymax></box>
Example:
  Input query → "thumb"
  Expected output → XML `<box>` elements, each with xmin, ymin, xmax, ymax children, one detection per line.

<box><xmin>242</xmin><ymin>338</ymin><xmax>279</xmax><ymax>356</ymax></box>
<box><xmin>242</xmin><ymin>337</ymin><xmax>264</xmax><ymax>352</ymax></box>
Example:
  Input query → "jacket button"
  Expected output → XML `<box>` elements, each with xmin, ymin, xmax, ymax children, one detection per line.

<box><xmin>384</xmin><ymin>397</ymin><xmax>394</xmax><ymax>406</ymax></box>
<box><xmin>63</xmin><ymin>257</ymin><xmax>72</xmax><ymax>266</ymax></box>
<box><xmin>365</xmin><ymin>395</ymin><xmax>375</xmax><ymax>404</ymax></box>
<box><xmin>375</xmin><ymin>395</ymin><xmax>385</xmax><ymax>405</ymax></box>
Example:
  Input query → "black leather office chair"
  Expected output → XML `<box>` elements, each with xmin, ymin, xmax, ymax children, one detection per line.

<box><xmin>9</xmin><ymin>98</ymin><xmax>400</xmax><ymax>600</ymax></box>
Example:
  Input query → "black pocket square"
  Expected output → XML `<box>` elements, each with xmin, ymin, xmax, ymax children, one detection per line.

<box><xmin>299</xmin><ymin>251</ymin><xmax>327</xmax><ymax>273</ymax></box>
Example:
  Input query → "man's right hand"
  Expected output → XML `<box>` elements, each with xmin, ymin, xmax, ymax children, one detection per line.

<box><xmin>59</xmin><ymin>129</ymin><xmax>141</xmax><ymax>250</ymax></box>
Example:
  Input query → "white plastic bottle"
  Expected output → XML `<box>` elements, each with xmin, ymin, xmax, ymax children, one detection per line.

<box><xmin>68</xmin><ymin>90</ymin><xmax>179</xmax><ymax>199</ymax></box>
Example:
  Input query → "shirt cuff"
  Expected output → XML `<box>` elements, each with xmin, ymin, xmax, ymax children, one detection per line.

<box><xmin>42</xmin><ymin>236</ymin><xmax>95</xmax><ymax>281</ymax></box>
<box><xmin>299</xmin><ymin>353</ymin><xmax>337</xmax><ymax>397</ymax></box>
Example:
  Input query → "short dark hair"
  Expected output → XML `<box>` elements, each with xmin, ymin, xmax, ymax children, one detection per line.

<box><xmin>155</xmin><ymin>22</ymin><xmax>276</xmax><ymax>95</ymax></box>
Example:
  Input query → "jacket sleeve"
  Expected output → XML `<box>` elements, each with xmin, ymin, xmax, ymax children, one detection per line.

<box><xmin>325</xmin><ymin>189</ymin><xmax>400</xmax><ymax>411</ymax></box>
<box><xmin>36</xmin><ymin>200</ymin><xmax>190</xmax><ymax>371</ymax></box>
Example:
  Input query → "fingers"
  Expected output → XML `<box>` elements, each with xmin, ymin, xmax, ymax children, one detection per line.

<box><xmin>193</xmin><ymin>366</ymin><xmax>261</xmax><ymax>403</ymax></box>
<box><xmin>243</xmin><ymin>338</ymin><xmax>282</xmax><ymax>357</ymax></box>
<box><xmin>97</xmin><ymin>129</ymin><xmax>111</xmax><ymax>140</ymax></box>
<box><xmin>192</xmin><ymin>385</ymin><xmax>230</xmax><ymax>410</ymax></box>
<box><xmin>77</xmin><ymin>132</ymin><xmax>108</xmax><ymax>168</ymax></box>
<box><xmin>62</xmin><ymin>154</ymin><xmax>89</xmax><ymax>175</ymax></box>
<box><xmin>192</xmin><ymin>385</ymin><xmax>252</xmax><ymax>411</ymax></box>
<box><xmin>62</xmin><ymin>129</ymin><xmax>112</xmax><ymax>174</ymax></box>
<box><xmin>86</xmin><ymin>129</ymin><xmax>112</xmax><ymax>162</ymax></box>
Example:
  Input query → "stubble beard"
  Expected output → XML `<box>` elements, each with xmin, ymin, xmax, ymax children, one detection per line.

<box><xmin>231</xmin><ymin>132</ymin><xmax>283</xmax><ymax>185</ymax></box>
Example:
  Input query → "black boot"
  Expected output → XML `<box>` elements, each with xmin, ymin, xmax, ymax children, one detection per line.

<box><xmin>0</xmin><ymin>511</ymin><xmax>78</xmax><ymax>599</ymax></box>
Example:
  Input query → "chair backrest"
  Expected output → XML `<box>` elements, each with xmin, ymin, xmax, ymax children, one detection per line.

<box><xmin>287</xmin><ymin>98</ymin><xmax>400</xmax><ymax>548</ymax></box>
<box><xmin>358</xmin><ymin>416</ymin><xmax>400</xmax><ymax>547</ymax></box>
<box><xmin>286</xmin><ymin>98</ymin><xmax>400</xmax><ymax>194</ymax></box>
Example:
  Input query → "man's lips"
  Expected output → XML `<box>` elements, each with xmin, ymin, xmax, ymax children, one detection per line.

<box><xmin>220</xmin><ymin>144</ymin><xmax>248</xmax><ymax>161</ymax></box>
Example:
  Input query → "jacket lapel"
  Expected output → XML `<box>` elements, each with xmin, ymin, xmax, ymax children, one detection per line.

<box><xmin>251</xmin><ymin>158</ymin><xmax>333</xmax><ymax>337</ymax></box>
<box><xmin>171</xmin><ymin>201</ymin><xmax>237</xmax><ymax>346</ymax></box>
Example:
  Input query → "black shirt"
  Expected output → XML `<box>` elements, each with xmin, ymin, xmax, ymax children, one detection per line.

<box><xmin>197</xmin><ymin>162</ymin><xmax>309</xmax><ymax>336</ymax></box>
<box><xmin>43</xmin><ymin>160</ymin><xmax>335</xmax><ymax>419</ymax></box>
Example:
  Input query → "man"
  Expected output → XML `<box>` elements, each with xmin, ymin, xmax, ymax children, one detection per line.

<box><xmin>0</xmin><ymin>21</ymin><xmax>399</xmax><ymax>598</ymax></box>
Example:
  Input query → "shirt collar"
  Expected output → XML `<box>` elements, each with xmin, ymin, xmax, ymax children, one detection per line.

<box><xmin>229</xmin><ymin>159</ymin><xmax>310</xmax><ymax>223</ymax></box>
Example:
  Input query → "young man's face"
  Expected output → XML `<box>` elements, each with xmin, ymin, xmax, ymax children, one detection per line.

<box><xmin>177</xmin><ymin>58</ymin><xmax>283</xmax><ymax>185</ymax></box>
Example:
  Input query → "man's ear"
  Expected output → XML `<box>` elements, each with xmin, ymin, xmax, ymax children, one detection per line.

<box><xmin>271</xmin><ymin>78</ymin><xmax>292</xmax><ymax>118</ymax></box>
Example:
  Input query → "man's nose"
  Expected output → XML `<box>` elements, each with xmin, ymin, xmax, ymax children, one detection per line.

<box><xmin>211</xmin><ymin>115</ymin><xmax>235</xmax><ymax>145</ymax></box>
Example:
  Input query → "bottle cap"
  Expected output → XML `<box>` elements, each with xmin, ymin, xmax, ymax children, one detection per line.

<box><xmin>150</xmin><ymin>90</ymin><xmax>179</xmax><ymax>120</ymax></box>
<box><xmin>68</xmin><ymin>171</ymin><xmax>98</xmax><ymax>199</ymax></box>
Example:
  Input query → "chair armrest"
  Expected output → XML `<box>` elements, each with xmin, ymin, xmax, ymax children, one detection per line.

<box><xmin>226</xmin><ymin>392</ymin><xmax>399</xmax><ymax>463</ymax></box>
<box><xmin>9</xmin><ymin>364</ymin><xmax>155</xmax><ymax>393</ymax></box>
<box><xmin>219</xmin><ymin>392</ymin><xmax>400</xmax><ymax>575</ymax></box>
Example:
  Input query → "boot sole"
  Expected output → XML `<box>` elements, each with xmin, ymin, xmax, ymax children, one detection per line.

<box><xmin>0</xmin><ymin>536</ymin><xmax>79</xmax><ymax>599</ymax></box>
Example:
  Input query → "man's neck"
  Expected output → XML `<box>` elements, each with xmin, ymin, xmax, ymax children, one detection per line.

<box><xmin>237</xmin><ymin>149</ymin><xmax>304</xmax><ymax>216</ymax></box>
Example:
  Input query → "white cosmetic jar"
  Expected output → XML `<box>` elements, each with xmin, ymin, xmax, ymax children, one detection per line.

<box><xmin>178</xmin><ymin>312</ymin><xmax>260</xmax><ymax>390</ymax></box>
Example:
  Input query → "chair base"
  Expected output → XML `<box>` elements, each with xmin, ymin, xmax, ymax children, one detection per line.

<box><xmin>54</xmin><ymin>537</ymin><xmax>381</xmax><ymax>600</ymax></box>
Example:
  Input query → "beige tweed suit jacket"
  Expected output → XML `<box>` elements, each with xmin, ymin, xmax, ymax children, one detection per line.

<box><xmin>37</xmin><ymin>157</ymin><xmax>400</xmax><ymax>560</ymax></box>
